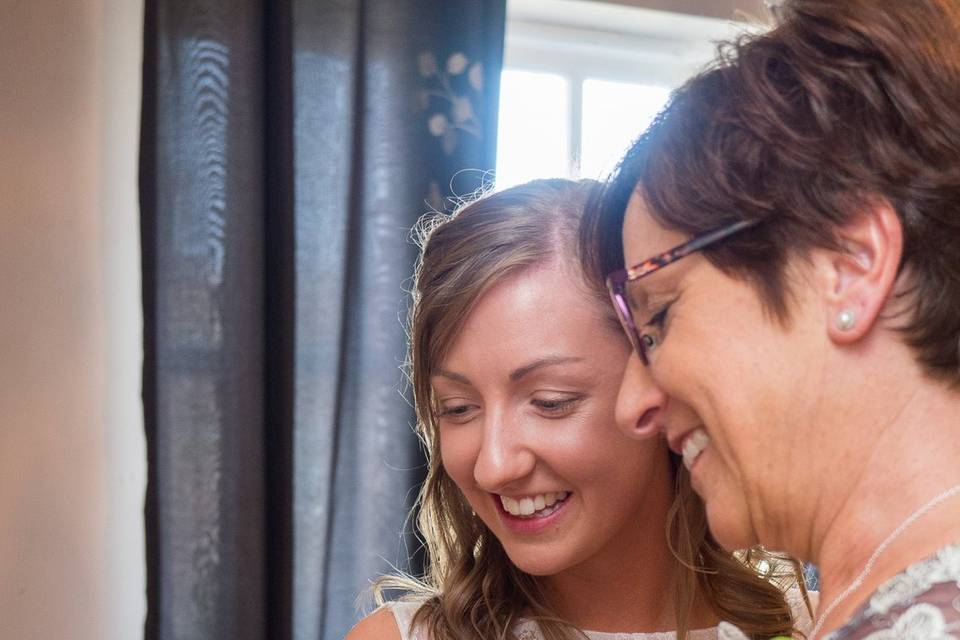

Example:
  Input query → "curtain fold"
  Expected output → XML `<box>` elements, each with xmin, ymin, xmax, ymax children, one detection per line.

<box><xmin>140</xmin><ymin>1</ymin><xmax>505</xmax><ymax>639</ymax></box>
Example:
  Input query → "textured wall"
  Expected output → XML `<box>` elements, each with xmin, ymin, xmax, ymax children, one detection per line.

<box><xmin>0</xmin><ymin>1</ymin><xmax>145</xmax><ymax>638</ymax></box>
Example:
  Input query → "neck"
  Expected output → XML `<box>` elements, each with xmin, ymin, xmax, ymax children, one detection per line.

<box><xmin>542</xmin><ymin>543</ymin><xmax>675</xmax><ymax>632</ymax></box>
<box><xmin>799</xmin><ymin>382</ymin><xmax>960</xmax><ymax>636</ymax></box>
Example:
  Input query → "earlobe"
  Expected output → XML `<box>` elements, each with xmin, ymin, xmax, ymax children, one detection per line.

<box><xmin>835</xmin><ymin>309</ymin><xmax>856</xmax><ymax>332</ymax></box>
<box><xmin>824</xmin><ymin>199</ymin><xmax>904</xmax><ymax>344</ymax></box>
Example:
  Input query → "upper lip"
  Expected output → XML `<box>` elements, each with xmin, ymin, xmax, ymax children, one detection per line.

<box><xmin>667</xmin><ymin>427</ymin><xmax>698</xmax><ymax>457</ymax></box>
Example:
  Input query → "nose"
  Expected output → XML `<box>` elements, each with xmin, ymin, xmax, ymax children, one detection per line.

<box><xmin>473</xmin><ymin>409</ymin><xmax>536</xmax><ymax>493</ymax></box>
<box><xmin>615</xmin><ymin>351</ymin><xmax>667</xmax><ymax>439</ymax></box>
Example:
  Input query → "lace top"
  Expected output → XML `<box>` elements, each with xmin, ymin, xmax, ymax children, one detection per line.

<box><xmin>821</xmin><ymin>541</ymin><xmax>960</xmax><ymax>640</ymax></box>
<box><xmin>387</xmin><ymin>589</ymin><xmax>816</xmax><ymax>640</ymax></box>
<box><xmin>386</xmin><ymin>600</ymin><xmax>719</xmax><ymax>640</ymax></box>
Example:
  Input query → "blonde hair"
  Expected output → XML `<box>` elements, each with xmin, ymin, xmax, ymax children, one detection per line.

<box><xmin>377</xmin><ymin>179</ymin><xmax>806</xmax><ymax>640</ymax></box>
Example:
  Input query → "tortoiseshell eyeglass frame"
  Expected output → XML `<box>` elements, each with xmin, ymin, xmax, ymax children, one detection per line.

<box><xmin>605</xmin><ymin>218</ymin><xmax>763</xmax><ymax>365</ymax></box>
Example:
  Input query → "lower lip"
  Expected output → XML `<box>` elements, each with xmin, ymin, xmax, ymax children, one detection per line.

<box><xmin>494</xmin><ymin>494</ymin><xmax>572</xmax><ymax>534</ymax></box>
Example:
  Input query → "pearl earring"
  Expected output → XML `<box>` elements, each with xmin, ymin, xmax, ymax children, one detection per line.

<box><xmin>836</xmin><ymin>310</ymin><xmax>856</xmax><ymax>331</ymax></box>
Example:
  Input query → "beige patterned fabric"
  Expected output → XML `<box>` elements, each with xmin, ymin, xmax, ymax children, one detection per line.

<box><xmin>823</xmin><ymin>542</ymin><xmax>960</xmax><ymax>640</ymax></box>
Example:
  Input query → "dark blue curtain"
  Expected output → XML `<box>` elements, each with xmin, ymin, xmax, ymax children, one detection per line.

<box><xmin>139</xmin><ymin>1</ymin><xmax>505</xmax><ymax>638</ymax></box>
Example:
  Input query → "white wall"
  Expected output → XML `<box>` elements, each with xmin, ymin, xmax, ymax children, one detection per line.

<box><xmin>0</xmin><ymin>1</ymin><xmax>146</xmax><ymax>639</ymax></box>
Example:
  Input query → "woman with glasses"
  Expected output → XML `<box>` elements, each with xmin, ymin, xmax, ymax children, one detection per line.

<box><xmin>581</xmin><ymin>1</ymin><xmax>960</xmax><ymax>638</ymax></box>
<box><xmin>346</xmin><ymin>179</ymin><xmax>809</xmax><ymax>640</ymax></box>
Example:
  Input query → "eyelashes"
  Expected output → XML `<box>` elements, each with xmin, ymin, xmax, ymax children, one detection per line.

<box><xmin>438</xmin><ymin>404</ymin><xmax>475</xmax><ymax>418</ymax></box>
<box><xmin>531</xmin><ymin>396</ymin><xmax>583</xmax><ymax>416</ymax></box>
<box><xmin>646</xmin><ymin>301</ymin><xmax>673</xmax><ymax>328</ymax></box>
<box><xmin>639</xmin><ymin>301</ymin><xmax>675</xmax><ymax>354</ymax></box>
<box><xmin>437</xmin><ymin>395</ymin><xmax>585</xmax><ymax>422</ymax></box>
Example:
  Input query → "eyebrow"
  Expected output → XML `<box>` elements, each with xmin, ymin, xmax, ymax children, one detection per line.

<box><xmin>509</xmin><ymin>356</ymin><xmax>585</xmax><ymax>381</ymax></box>
<box><xmin>433</xmin><ymin>356</ymin><xmax>586</xmax><ymax>387</ymax></box>
<box><xmin>434</xmin><ymin>369</ymin><xmax>472</xmax><ymax>385</ymax></box>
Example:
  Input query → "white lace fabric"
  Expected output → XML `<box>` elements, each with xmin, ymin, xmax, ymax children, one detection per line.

<box><xmin>386</xmin><ymin>600</ymin><xmax>718</xmax><ymax>640</ymax></box>
<box><xmin>385</xmin><ymin>588</ymin><xmax>815</xmax><ymax>640</ymax></box>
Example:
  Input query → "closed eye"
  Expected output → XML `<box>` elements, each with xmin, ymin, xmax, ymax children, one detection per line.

<box><xmin>645</xmin><ymin>301</ymin><xmax>673</xmax><ymax>328</ymax></box>
<box><xmin>532</xmin><ymin>395</ymin><xmax>583</xmax><ymax>417</ymax></box>
<box><xmin>438</xmin><ymin>403</ymin><xmax>478</xmax><ymax>422</ymax></box>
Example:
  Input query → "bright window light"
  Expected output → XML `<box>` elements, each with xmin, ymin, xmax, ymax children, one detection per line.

<box><xmin>494</xmin><ymin>0</ymin><xmax>753</xmax><ymax>190</ymax></box>
<box><xmin>494</xmin><ymin>70</ymin><xmax>569</xmax><ymax>189</ymax></box>
<box><xmin>580</xmin><ymin>80</ymin><xmax>671</xmax><ymax>180</ymax></box>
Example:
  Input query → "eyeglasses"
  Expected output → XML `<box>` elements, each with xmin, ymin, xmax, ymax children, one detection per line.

<box><xmin>605</xmin><ymin>218</ymin><xmax>762</xmax><ymax>364</ymax></box>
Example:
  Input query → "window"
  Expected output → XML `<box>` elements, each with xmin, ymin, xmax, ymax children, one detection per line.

<box><xmin>495</xmin><ymin>0</ymin><xmax>754</xmax><ymax>188</ymax></box>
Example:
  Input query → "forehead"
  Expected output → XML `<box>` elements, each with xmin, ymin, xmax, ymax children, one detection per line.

<box><xmin>440</xmin><ymin>262</ymin><xmax>617</xmax><ymax>371</ymax></box>
<box><xmin>622</xmin><ymin>189</ymin><xmax>688</xmax><ymax>266</ymax></box>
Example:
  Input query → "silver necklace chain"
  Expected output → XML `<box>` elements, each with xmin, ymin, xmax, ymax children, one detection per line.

<box><xmin>810</xmin><ymin>483</ymin><xmax>960</xmax><ymax>640</ymax></box>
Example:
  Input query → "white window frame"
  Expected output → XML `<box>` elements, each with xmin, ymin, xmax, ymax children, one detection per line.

<box><xmin>503</xmin><ymin>0</ymin><xmax>755</xmax><ymax>178</ymax></box>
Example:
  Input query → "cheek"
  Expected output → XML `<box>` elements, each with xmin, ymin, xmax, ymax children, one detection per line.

<box><xmin>549</xmin><ymin>405</ymin><xmax>619</xmax><ymax>460</ymax></box>
<box><xmin>651</xmin><ymin>313</ymin><xmax>735</xmax><ymax>406</ymax></box>
<box><xmin>438</xmin><ymin>426</ymin><xmax>480</xmax><ymax>489</ymax></box>
<box><xmin>553</xmin><ymin>411</ymin><xmax>665</xmax><ymax>483</ymax></box>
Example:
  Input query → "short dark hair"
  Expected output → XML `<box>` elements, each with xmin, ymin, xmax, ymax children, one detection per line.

<box><xmin>582</xmin><ymin>0</ymin><xmax>960</xmax><ymax>384</ymax></box>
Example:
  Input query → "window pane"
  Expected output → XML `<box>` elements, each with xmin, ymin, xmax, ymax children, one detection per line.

<box><xmin>580</xmin><ymin>79</ymin><xmax>671</xmax><ymax>180</ymax></box>
<box><xmin>495</xmin><ymin>70</ymin><xmax>569</xmax><ymax>189</ymax></box>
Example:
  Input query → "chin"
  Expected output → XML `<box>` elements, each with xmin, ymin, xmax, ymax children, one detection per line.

<box><xmin>502</xmin><ymin>546</ymin><xmax>571</xmax><ymax>577</ymax></box>
<box><xmin>705</xmin><ymin>501</ymin><xmax>757</xmax><ymax>551</ymax></box>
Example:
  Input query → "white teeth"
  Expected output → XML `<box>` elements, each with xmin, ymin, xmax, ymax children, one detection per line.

<box><xmin>692</xmin><ymin>428</ymin><xmax>710</xmax><ymax>449</ymax></box>
<box><xmin>682</xmin><ymin>428</ymin><xmax>711</xmax><ymax>471</ymax></box>
<box><xmin>499</xmin><ymin>491</ymin><xmax>570</xmax><ymax>518</ymax></box>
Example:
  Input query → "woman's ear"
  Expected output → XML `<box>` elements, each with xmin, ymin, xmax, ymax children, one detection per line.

<box><xmin>818</xmin><ymin>199</ymin><xmax>904</xmax><ymax>344</ymax></box>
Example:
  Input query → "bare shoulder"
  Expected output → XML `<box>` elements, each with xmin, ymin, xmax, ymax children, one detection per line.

<box><xmin>344</xmin><ymin>607</ymin><xmax>403</xmax><ymax>640</ymax></box>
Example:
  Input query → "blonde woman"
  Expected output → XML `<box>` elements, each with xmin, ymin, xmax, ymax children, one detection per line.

<box><xmin>347</xmin><ymin>180</ymin><xmax>810</xmax><ymax>640</ymax></box>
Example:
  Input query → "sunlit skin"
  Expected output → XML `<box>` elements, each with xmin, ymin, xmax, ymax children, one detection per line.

<box><xmin>617</xmin><ymin>191</ymin><xmax>824</xmax><ymax>552</ymax></box>
<box><xmin>617</xmin><ymin>189</ymin><xmax>960</xmax><ymax>633</ymax></box>
<box><xmin>432</xmin><ymin>258</ymin><xmax>701</xmax><ymax>632</ymax></box>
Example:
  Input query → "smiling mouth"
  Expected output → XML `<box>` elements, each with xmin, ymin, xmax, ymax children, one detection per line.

<box><xmin>681</xmin><ymin>428</ymin><xmax>711</xmax><ymax>471</ymax></box>
<box><xmin>499</xmin><ymin>491</ymin><xmax>570</xmax><ymax>518</ymax></box>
